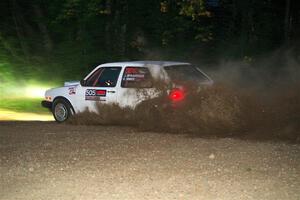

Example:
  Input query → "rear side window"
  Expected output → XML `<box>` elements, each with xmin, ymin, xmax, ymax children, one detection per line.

<box><xmin>86</xmin><ymin>67</ymin><xmax>121</xmax><ymax>87</ymax></box>
<box><xmin>164</xmin><ymin>65</ymin><xmax>209</xmax><ymax>83</ymax></box>
<box><xmin>121</xmin><ymin>67</ymin><xmax>153</xmax><ymax>88</ymax></box>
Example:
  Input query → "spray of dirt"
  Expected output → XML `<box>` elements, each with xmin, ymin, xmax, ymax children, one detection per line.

<box><xmin>68</xmin><ymin>82</ymin><xmax>299</xmax><ymax>142</ymax></box>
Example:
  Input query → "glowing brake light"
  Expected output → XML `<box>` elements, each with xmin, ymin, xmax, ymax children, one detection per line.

<box><xmin>169</xmin><ymin>88</ymin><xmax>185</xmax><ymax>101</ymax></box>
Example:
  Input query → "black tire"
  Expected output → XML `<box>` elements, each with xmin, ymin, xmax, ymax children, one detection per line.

<box><xmin>52</xmin><ymin>98</ymin><xmax>73</xmax><ymax>123</ymax></box>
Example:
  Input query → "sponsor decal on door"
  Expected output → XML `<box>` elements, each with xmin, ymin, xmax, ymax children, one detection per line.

<box><xmin>85</xmin><ymin>89</ymin><xmax>107</xmax><ymax>101</ymax></box>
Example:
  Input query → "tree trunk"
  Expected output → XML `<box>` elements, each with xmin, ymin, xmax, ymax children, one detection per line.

<box><xmin>284</xmin><ymin>0</ymin><xmax>291</xmax><ymax>44</ymax></box>
<box><xmin>10</xmin><ymin>0</ymin><xmax>30</xmax><ymax>60</ymax></box>
<box><xmin>119</xmin><ymin>0</ymin><xmax>128</xmax><ymax>58</ymax></box>
<box><xmin>32</xmin><ymin>4</ymin><xmax>53</xmax><ymax>54</ymax></box>
<box><xmin>104</xmin><ymin>0</ymin><xmax>112</xmax><ymax>57</ymax></box>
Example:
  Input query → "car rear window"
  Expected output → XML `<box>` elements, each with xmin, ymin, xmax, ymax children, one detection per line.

<box><xmin>164</xmin><ymin>65</ymin><xmax>209</xmax><ymax>83</ymax></box>
<box><xmin>121</xmin><ymin>67</ymin><xmax>153</xmax><ymax>88</ymax></box>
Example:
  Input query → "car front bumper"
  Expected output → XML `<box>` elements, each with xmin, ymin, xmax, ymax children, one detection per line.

<box><xmin>41</xmin><ymin>100</ymin><xmax>52</xmax><ymax>109</ymax></box>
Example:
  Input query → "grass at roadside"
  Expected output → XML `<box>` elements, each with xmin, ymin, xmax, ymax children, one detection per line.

<box><xmin>0</xmin><ymin>98</ymin><xmax>49</xmax><ymax>114</ymax></box>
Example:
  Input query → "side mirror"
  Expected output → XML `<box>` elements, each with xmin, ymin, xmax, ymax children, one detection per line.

<box><xmin>80</xmin><ymin>79</ymin><xmax>87</xmax><ymax>86</ymax></box>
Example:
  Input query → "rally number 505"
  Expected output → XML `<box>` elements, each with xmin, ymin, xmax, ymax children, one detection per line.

<box><xmin>85</xmin><ymin>89</ymin><xmax>96</xmax><ymax>96</ymax></box>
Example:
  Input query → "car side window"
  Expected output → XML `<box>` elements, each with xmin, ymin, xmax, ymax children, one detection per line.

<box><xmin>86</xmin><ymin>67</ymin><xmax>121</xmax><ymax>87</ymax></box>
<box><xmin>121</xmin><ymin>67</ymin><xmax>153</xmax><ymax>88</ymax></box>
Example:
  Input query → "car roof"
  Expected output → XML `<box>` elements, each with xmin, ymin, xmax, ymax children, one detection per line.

<box><xmin>99</xmin><ymin>61</ymin><xmax>190</xmax><ymax>67</ymax></box>
<box><xmin>84</xmin><ymin>61</ymin><xmax>193</xmax><ymax>80</ymax></box>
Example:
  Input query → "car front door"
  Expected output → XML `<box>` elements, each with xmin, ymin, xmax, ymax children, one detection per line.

<box><xmin>78</xmin><ymin>67</ymin><xmax>121</xmax><ymax>112</ymax></box>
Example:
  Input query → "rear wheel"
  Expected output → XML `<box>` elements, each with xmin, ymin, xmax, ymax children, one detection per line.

<box><xmin>52</xmin><ymin>99</ymin><xmax>73</xmax><ymax>122</ymax></box>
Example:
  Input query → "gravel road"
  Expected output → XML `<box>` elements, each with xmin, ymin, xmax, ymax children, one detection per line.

<box><xmin>0</xmin><ymin>122</ymin><xmax>299</xmax><ymax>200</ymax></box>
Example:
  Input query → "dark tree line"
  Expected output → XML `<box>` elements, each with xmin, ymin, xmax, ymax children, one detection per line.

<box><xmin>0</xmin><ymin>0</ymin><xmax>299</xmax><ymax>79</ymax></box>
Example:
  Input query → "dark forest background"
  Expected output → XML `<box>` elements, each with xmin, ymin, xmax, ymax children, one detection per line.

<box><xmin>0</xmin><ymin>0</ymin><xmax>299</xmax><ymax>81</ymax></box>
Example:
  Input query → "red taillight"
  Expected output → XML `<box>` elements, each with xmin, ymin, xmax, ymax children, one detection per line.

<box><xmin>169</xmin><ymin>88</ymin><xmax>185</xmax><ymax>101</ymax></box>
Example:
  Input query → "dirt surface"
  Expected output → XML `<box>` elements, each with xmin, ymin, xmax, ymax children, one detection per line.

<box><xmin>0</xmin><ymin>122</ymin><xmax>300</xmax><ymax>200</ymax></box>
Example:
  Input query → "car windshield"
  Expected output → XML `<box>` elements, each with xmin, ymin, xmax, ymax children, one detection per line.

<box><xmin>164</xmin><ymin>65</ymin><xmax>209</xmax><ymax>83</ymax></box>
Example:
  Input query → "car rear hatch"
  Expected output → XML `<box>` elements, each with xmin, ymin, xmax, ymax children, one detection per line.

<box><xmin>164</xmin><ymin>64</ymin><xmax>213</xmax><ymax>105</ymax></box>
<box><xmin>164</xmin><ymin>64</ymin><xmax>212</xmax><ymax>85</ymax></box>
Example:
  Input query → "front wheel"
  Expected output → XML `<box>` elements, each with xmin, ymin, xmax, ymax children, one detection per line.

<box><xmin>52</xmin><ymin>99</ymin><xmax>73</xmax><ymax>122</ymax></box>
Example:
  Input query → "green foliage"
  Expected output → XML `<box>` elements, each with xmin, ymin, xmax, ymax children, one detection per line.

<box><xmin>0</xmin><ymin>62</ymin><xmax>14</xmax><ymax>96</ymax></box>
<box><xmin>0</xmin><ymin>0</ymin><xmax>298</xmax><ymax>81</ymax></box>
<box><xmin>0</xmin><ymin>98</ymin><xmax>48</xmax><ymax>114</ymax></box>
<box><xmin>177</xmin><ymin>0</ymin><xmax>207</xmax><ymax>20</ymax></box>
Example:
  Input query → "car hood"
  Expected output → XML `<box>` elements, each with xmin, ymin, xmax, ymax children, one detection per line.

<box><xmin>64</xmin><ymin>81</ymin><xmax>80</xmax><ymax>87</ymax></box>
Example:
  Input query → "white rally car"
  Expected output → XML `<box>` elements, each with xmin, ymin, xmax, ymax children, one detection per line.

<box><xmin>42</xmin><ymin>61</ymin><xmax>213</xmax><ymax>122</ymax></box>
